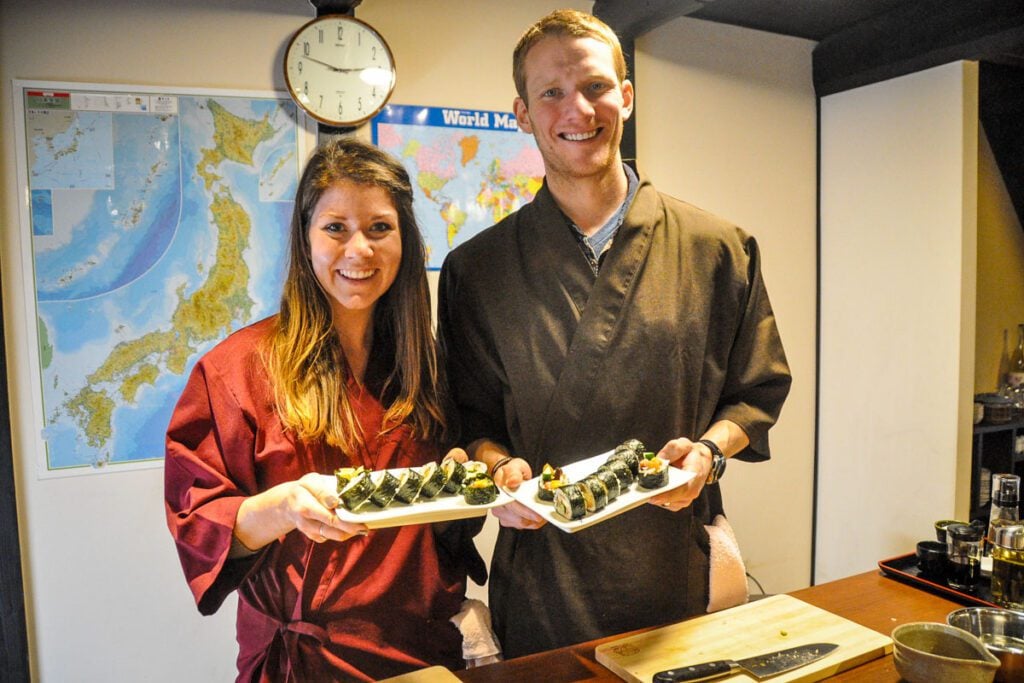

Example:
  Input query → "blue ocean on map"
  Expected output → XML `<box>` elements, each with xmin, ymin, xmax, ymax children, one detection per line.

<box><xmin>27</xmin><ymin>92</ymin><xmax>299</xmax><ymax>472</ymax></box>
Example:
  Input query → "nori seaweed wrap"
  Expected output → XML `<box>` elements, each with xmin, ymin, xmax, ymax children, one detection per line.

<box><xmin>637</xmin><ymin>453</ymin><xmax>669</xmax><ymax>489</ymax></box>
<box><xmin>553</xmin><ymin>483</ymin><xmax>587</xmax><ymax>521</ymax></box>
<box><xmin>334</xmin><ymin>465</ymin><xmax>366</xmax><ymax>490</ymax></box>
<box><xmin>418</xmin><ymin>462</ymin><xmax>447</xmax><ymax>498</ymax></box>
<box><xmin>607</xmin><ymin>449</ymin><xmax>641</xmax><ymax>477</ymax></box>
<box><xmin>393</xmin><ymin>468</ymin><xmax>424</xmax><ymax>504</ymax></box>
<box><xmin>369</xmin><ymin>471</ymin><xmax>401</xmax><ymax>507</ymax></box>
<box><xmin>442</xmin><ymin>459</ymin><xmax>467</xmax><ymax>493</ymax></box>
<box><xmin>594</xmin><ymin>468</ymin><xmax>621</xmax><ymax>501</ymax></box>
<box><xmin>616</xmin><ymin>438</ymin><xmax>646</xmax><ymax>459</ymax></box>
<box><xmin>599</xmin><ymin>459</ymin><xmax>635</xmax><ymax>490</ymax></box>
<box><xmin>580</xmin><ymin>475</ymin><xmax>608</xmax><ymax>512</ymax></box>
<box><xmin>462</xmin><ymin>475</ymin><xmax>499</xmax><ymax>505</ymax></box>
<box><xmin>339</xmin><ymin>471</ymin><xmax>375</xmax><ymax>511</ymax></box>
<box><xmin>537</xmin><ymin>463</ymin><xmax>568</xmax><ymax>502</ymax></box>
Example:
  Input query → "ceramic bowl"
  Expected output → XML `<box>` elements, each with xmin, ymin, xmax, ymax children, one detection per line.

<box><xmin>892</xmin><ymin>622</ymin><xmax>1000</xmax><ymax>683</ymax></box>
<box><xmin>948</xmin><ymin>607</ymin><xmax>1024</xmax><ymax>682</ymax></box>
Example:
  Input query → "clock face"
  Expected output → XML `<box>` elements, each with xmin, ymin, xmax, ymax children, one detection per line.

<box><xmin>284</xmin><ymin>15</ymin><xmax>396</xmax><ymax>127</ymax></box>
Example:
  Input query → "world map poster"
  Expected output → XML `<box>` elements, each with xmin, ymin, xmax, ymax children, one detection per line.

<box><xmin>13</xmin><ymin>81</ymin><xmax>307</xmax><ymax>476</ymax></box>
<box><xmin>372</xmin><ymin>104</ymin><xmax>544</xmax><ymax>269</ymax></box>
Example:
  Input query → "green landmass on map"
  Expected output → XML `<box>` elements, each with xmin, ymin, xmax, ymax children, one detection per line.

<box><xmin>38</xmin><ymin>318</ymin><xmax>53</xmax><ymax>370</ymax></box>
<box><xmin>60</xmin><ymin>100</ymin><xmax>276</xmax><ymax>456</ymax></box>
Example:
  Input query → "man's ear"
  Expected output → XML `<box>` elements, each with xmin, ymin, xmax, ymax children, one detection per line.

<box><xmin>513</xmin><ymin>97</ymin><xmax>533</xmax><ymax>134</ymax></box>
<box><xmin>621</xmin><ymin>79</ymin><xmax>635</xmax><ymax>121</ymax></box>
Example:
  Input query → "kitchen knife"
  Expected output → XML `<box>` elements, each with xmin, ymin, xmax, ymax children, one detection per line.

<box><xmin>652</xmin><ymin>642</ymin><xmax>839</xmax><ymax>682</ymax></box>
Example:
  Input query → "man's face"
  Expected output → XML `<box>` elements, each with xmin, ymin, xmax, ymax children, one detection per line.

<box><xmin>513</xmin><ymin>35</ymin><xmax>633</xmax><ymax>185</ymax></box>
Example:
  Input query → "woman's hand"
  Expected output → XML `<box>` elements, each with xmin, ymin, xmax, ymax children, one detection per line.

<box><xmin>294</xmin><ymin>473</ymin><xmax>368</xmax><ymax>543</ymax></box>
<box><xmin>234</xmin><ymin>473</ymin><xmax>368</xmax><ymax>552</ymax></box>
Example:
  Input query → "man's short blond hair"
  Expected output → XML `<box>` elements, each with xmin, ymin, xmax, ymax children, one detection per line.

<box><xmin>512</xmin><ymin>9</ymin><xmax>627</xmax><ymax>103</ymax></box>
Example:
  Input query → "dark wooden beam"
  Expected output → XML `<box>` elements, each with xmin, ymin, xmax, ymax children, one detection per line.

<box><xmin>0</xmin><ymin>268</ymin><xmax>29</xmax><ymax>682</ymax></box>
<box><xmin>813</xmin><ymin>0</ymin><xmax>1024</xmax><ymax>96</ymax></box>
<box><xmin>981</xmin><ymin>62</ymin><xmax>1024</xmax><ymax>230</ymax></box>
<box><xmin>309</xmin><ymin>0</ymin><xmax>360</xmax><ymax>16</ymax></box>
<box><xmin>592</xmin><ymin>0</ymin><xmax>707</xmax><ymax>40</ymax></box>
<box><xmin>621</xmin><ymin>35</ymin><xmax>636</xmax><ymax>161</ymax></box>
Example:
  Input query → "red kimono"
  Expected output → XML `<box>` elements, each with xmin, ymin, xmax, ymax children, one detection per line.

<box><xmin>164</xmin><ymin>318</ymin><xmax>467</xmax><ymax>682</ymax></box>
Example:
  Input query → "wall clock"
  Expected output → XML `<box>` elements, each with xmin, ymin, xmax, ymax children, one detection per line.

<box><xmin>283</xmin><ymin>14</ymin><xmax>396</xmax><ymax>128</ymax></box>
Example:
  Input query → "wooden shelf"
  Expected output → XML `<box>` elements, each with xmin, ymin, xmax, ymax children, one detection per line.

<box><xmin>970</xmin><ymin>418</ymin><xmax>1024</xmax><ymax>521</ymax></box>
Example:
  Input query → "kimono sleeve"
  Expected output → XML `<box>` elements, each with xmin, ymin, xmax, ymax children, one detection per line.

<box><xmin>713</xmin><ymin>235</ymin><xmax>792</xmax><ymax>461</ymax></box>
<box><xmin>437</xmin><ymin>253</ymin><xmax>511</xmax><ymax>449</ymax></box>
<box><xmin>164</xmin><ymin>358</ymin><xmax>262</xmax><ymax>615</ymax></box>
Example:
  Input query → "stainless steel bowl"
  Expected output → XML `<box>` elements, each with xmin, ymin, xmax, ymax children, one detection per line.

<box><xmin>948</xmin><ymin>607</ymin><xmax>1024</xmax><ymax>682</ymax></box>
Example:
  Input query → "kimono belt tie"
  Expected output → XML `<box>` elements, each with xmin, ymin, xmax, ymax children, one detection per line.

<box><xmin>245</xmin><ymin>599</ymin><xmax>328</xmax><ymax>682</ymax></box>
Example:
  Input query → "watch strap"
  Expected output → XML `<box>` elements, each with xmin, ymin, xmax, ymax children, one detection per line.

<box><xmin>698</xmin><ymin>439</ymin><xmax>727</xmax><ymax>485</ymax></box>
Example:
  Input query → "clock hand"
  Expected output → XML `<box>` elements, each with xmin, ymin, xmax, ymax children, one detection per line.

<box><xmin>303</xmin><ymin>56</ymin><xmax>378</xmax><ymax>74</ymax></box>
<box><xmin>303</xmin><ymin>56</ymin><xmax>345</xmax><ymax>72</ymax></box>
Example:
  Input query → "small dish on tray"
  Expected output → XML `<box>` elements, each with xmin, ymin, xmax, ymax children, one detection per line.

<box><xmin>335</xmin><ymin>468</ymin><xmax>512</xmax><ymax>529</ymax></box>
<box><xmin>508</xmin><ymin>451</ymin><xmax>694</xmax><ymax>533</ymax></box>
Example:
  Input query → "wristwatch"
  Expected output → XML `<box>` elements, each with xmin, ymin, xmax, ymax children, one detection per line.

<box><xmin>698</xmin><ymin>439</ymin><xmax>727</xmax><ymax>485</ymax></box>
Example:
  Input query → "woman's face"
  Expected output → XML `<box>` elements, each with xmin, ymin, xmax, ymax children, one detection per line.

<box><xmin>308</xmin><ymin>180</ymin><xmax>402</xmax><ymax>327</ymax></box>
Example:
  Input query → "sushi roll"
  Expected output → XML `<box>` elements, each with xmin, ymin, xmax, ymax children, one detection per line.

<box><xmin>334</xmin><ymin>466</ymin><xmax>363</xmax><ymax>488</ymax></box>
<box><xmin>369</xmin><ymin>471</ymin><xmax>401</xmax><ymax>507</ymax></box>
<box><xmin>537</xmin><ymin>463</ymin><xmax>569</xmax><ymax>502</ymax></box>
<box><xmin>599</xmin><ymin>459</ymin><xmax>635</xmax><ymax>490</ymax></box>
<box><xmin>553</xmin><ymin>483</ymin><xmax>588</xmax><ymax>521</ymax></box>
<box><xmin>418</xmin><ymin>462</ymin><xmax>447</xmax><ymax>498</ymax></box>
<box><xmin>462</xmin><ymin>474</ymin><xmax>499</xmax><ymax>505</ymax></box>
<box><xmin>442</xmin><ymin>458</ymin><xmax>467</xmax><ymax>493</ymax></box>
<box><xmin>334</xmin><ymin>465</ymin><xmax>366</xmax><ymax>490</ymax></box>
<box><xmin>606</xmin><ymin>449</ymin><xmax>641</xmax><ymax>477</ymax></box>
<box><xmin>393</xmin><ymin>468</ymin><xmax>425</xmax><ymax>504</ymax></box>
<box><xmin>594</xmin><ymin>468</ymin><xmax>621</xmax><ymax>501</ymax></box>
<box><xmin>463</xmin><ymin>460</ymin><xmax>488</xmax><ymax>478</ymax></box>
<box><xmin>580</xmin><ymin>475</ymin><xmax>608</xmax><ymax>512</ymax></box>
<box><xmin>637</xmin><ymin>452</ymin><xmax>669</xmax><ymax>489</ymax></box>
<box><xmin>616</xmin><ymin>438</ymin><xmax>646</xmax><ymax>458</ymax></box>
<box><xmin>339</xmin><ymin>471</ymin><xmax>375</xmax><ymax>511</ymax></box>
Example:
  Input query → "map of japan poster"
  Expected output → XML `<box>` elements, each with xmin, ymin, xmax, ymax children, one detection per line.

<box><xmin>12</xmin><ymin>80</ymin><xmax>311</xmax><ymax>476</ymax></box>
<box><xmin>372</xmin><ymin>104</ymin><xmax>543</xmax><ymax>269</ymax></box>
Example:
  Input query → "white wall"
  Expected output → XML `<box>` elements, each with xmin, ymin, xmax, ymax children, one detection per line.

<box><xmin>637</xmin><ymin>18</ymin><xmax>817</xmax><ymax>593</ymax></box>
<box><xmin>1</xmin><ymin>0</ymin><xmax>817</xmax><ymax>679</ymax></box>
<box><xmin>817</xmin><ymin>62</ymin><xmax>979</xmax><ymax>583</ymax></box>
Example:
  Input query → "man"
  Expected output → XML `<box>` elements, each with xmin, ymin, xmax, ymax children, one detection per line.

<box><xmin>438</xmin><ymin>9</ymin><xmax>791</xmax><ymax>658</ymax></box>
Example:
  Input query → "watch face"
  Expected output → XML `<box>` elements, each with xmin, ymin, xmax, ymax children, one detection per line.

<box><xmin>284</xmin><ymin>15</ymin><xmax>396</xmax><ymax>126</ymax></box>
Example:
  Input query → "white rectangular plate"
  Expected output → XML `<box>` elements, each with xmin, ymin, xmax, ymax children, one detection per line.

<box><xmin>508</xmin><ymin>451</ymin><xmax>695</xmax><ymax>533</ymax></box>
<box><xmin>335</xmin><ymin>468</ymin><xmax>512</xmax><ymax>529</ymax></box>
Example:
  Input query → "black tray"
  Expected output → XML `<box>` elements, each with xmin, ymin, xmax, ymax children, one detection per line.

<box><xmin>878</xmin><ymin>552</ymin><xmax>998</xmax><ymax>607</ymax></box>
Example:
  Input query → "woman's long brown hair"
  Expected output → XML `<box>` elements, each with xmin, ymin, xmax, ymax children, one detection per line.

<box><xmin>262</xmin><ymin>137</ymin><xmax>447</xmax><ymax>453</ymax></box>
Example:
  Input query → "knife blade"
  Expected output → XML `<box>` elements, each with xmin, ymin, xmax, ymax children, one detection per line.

<box><xmin>652</xmin><ymin>642</ymin><xmax>838</xmax><ymax>682</ymax></box>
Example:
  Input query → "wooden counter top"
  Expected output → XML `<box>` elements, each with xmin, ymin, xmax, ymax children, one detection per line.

<box><xmin>454</xmin><ymin>570</ymin><xmax>963</xmax><ymax>682</ymax></box>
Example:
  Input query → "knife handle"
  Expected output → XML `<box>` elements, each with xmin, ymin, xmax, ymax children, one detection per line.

<box><xmin>652</xmin><ymin>660</ymin><xmax>738</xmax><ymax>683</ymax></box>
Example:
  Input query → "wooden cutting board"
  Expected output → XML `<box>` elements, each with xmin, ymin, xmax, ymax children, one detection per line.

<box><xmin>595</xmin><ymin>594</ymin><xmax>892</xmax><ymax>682</ymax></box>
<box><xmin>376</xmin><ymin>665</ymin><xmax>461</xmax><ymax>682</ymax></box>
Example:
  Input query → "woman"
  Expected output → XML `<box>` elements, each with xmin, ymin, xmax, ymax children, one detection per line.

<box><xmin>164</xmin><ymin>137</ymin><xmax>481</xmax><ymax>681</ymax></box>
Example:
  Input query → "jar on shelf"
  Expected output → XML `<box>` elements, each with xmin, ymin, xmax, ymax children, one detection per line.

<box><xmin>977</xmin><ymin>393</ymin><xmax>1015</xmax><ymax>424</ymax></box>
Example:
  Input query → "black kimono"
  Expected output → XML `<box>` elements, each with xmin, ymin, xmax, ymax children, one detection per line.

<box><xmin>437</xmin><ymin>166</ymin><xmax>791</xmax><ymax>657</ymax></box>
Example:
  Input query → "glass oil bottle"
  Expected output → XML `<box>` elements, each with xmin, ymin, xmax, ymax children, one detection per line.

<box><xmin>991</xmin><ymin>521</ymin><xmax>1024</xmax><ymax>610</ymax></box>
